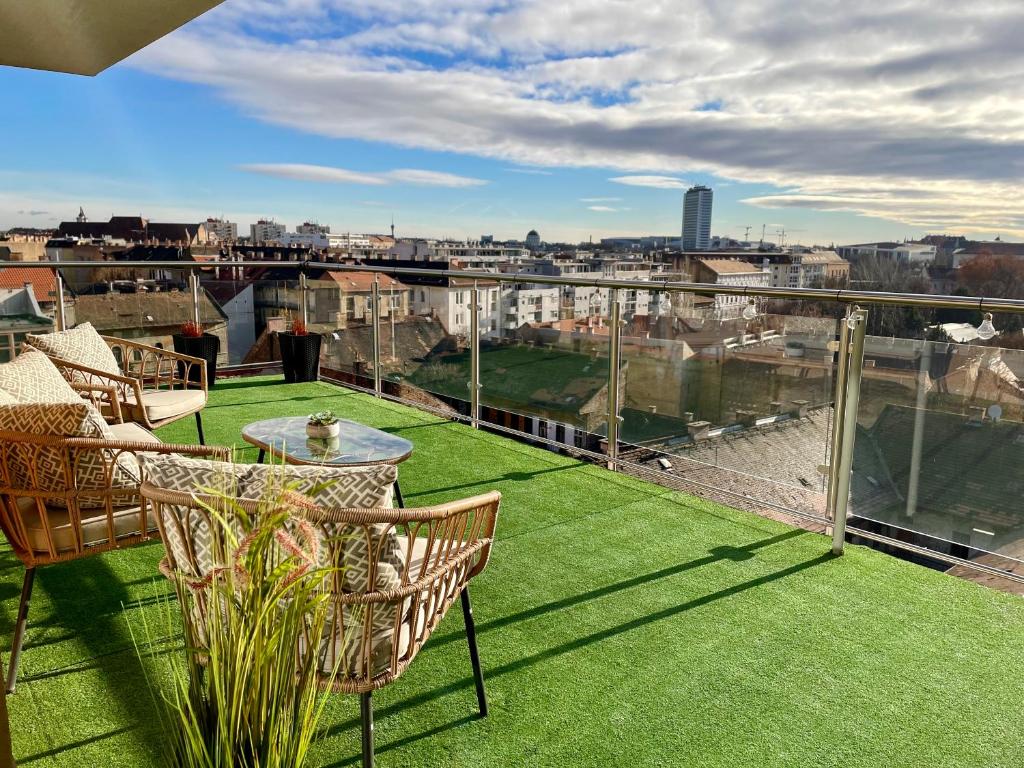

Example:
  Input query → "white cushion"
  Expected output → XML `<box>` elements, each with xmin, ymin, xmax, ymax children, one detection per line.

<box><xmin>0</xmin><ymin>349</ymin><xmax>81</xmax><ymax>404</ymax></box>
<box><xmin>26</xmin><ymin>322</ymin><xmax>121</xmax><ymax>377</ymax></box>
<box><xmin>124</xmin><ymin>388</ymin><xmax>206</xmax><ymax>422</ymax></box>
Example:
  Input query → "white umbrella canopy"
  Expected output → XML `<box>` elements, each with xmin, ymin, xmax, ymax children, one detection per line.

<box><xmin>0</xmin><ymin>0</ymin><xmax>224</xmax><ymax>76</ymax></box>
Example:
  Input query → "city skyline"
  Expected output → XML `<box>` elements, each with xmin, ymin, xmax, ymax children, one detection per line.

<box><xmin>2</xmin><ymin>1</ymin><xmax>1023</xmax><ymax>244</ymax></box>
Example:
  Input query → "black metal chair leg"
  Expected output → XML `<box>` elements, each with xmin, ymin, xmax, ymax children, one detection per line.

<box><xmin>393</xmin><ymin>480</ymin><xmax>404</xmax><ymax>508</ymax></box>
<box><xmin>195</xmin><ymin>412</ymin><xmax>206</xmax><ymax>445</ymax></box>
<box><xmin>256</xmin><ymin>448</ymin><xmax>266</xmax><ymax>464</ymax></box>
<box><xmin>7</xmin><ymin>568</ymin><xmax>35</xmax><ymax>694</ymax></box>
<box><xmin>360</xmin><ymin>691</ymin><xmax>374</xmax><ymax>768</ymax></box>
<box><xmin>461</xmin><ymin>587</ymin><xmax>488</xmax><ymax>717</ymax></box>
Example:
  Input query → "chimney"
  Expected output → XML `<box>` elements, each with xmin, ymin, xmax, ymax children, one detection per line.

<box><xmin>687</xmin><ymin>420</ymin><xmax>711</xmax><ymax>441</ymax></box>
<box><xmin>735</xmin><ymin>409</ymin><xmax>757</xmax><ymax>427</ymax></box>
<box><xmin>791</xmin><ymin>399</ymin><xmax>810</xmax><ymax>419</ymax></box>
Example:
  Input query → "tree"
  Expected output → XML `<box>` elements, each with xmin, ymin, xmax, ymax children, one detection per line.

<box><xmin>850</xmin><ymin>255</ymin><xmax>933</xmax><ymax>337</ymax></box>
<box><xmin>956</xmin><ymin>253</ymin><xmax>1024</xmax><ymax>335</ymax></box>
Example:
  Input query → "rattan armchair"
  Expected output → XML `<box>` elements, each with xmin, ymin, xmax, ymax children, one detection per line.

<box><xmin>142</xmin><ymin>481</ymin><xmax>501</xmax><ymax>768</ymax></box>
<box><xmin>40</xmin><ymin>336</ymin><xmax>209</xmax><ymax>443</ymax></box>
<box><xmin>0</xmin><ymin>427</ymin><xmax>229</xmax><ymax>693</ymax></box>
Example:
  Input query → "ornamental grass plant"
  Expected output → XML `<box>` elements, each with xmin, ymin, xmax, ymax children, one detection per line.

<box><xmin>133</xmin><ymin>475</ymin><xmax>352</xmax><ymax>768</ymax></box>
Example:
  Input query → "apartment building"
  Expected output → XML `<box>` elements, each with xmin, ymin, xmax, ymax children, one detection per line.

<box><xmin>693</xmin><ymin>258</ymin><xmax>770</xmax><ymax>319</ymax></box>
<box><xmin>760</xmin><ymin>250</ymin><xmax>850</xmax><ymax>288</ymax></box>
<box><xmin>836</xmin><ymin>241</ymin><xmax>936</xmax><ymax>265</ymax></box>
<box><xmin>250</xmin><ymin>219</ymin><xmax>287</xmax><ymax>243</ymax></box>
<box><xmin>204</xmin><ymin>217</ymin><xmax>238</xmax><ymax>242</ymax></box>
<box><xmin>387</xmin><ymin>239</ymin><xmax>530</xmax><ymax>266</ymax></box>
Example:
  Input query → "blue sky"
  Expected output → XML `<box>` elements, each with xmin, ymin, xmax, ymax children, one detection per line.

<box><xmin>2</xmin><ymin>0</ymin><xmax>1022</xmax><ymax>244</ymax></box>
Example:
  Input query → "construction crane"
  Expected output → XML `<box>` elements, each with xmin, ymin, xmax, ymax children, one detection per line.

<box><xmin>741</xmin><ymin>225</ymin><xmax>752</xmax><ymax>242</ymax></box>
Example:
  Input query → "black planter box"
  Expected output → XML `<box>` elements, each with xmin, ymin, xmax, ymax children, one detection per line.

<box><xmin>172</xmin><ymin>333</ymin><xmax>220</xmax><ymax>388</ymax></box>
<box><xmin>279</xmin><ymin>332</ymin><xmax>322</xmax><ymax>383</ymax></box>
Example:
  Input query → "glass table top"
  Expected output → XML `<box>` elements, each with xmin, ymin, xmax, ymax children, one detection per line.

<box><xmin>241</xmin><ymin>416</ymin><xmax>414</xmax><ymax>466</ymax></box>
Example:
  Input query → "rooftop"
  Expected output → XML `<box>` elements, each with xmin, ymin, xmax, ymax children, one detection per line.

<box><xmin>0</xmin><ymin>265</ymin><xmax>57</xmax><ymax>304</ymax></box>
<box><xmin>696</xmin><ymin>258</ymin><xmax>765</xmax><ymax>275</ymax></box>
<box><xmin>6</xmin><ymin>376</ymin><xmax>1024</xmax><ymax>767</ymax></box>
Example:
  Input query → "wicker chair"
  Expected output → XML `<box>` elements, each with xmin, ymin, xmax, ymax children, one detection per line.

<box><xmin>31</xmin><ymin>335</ymin><xmax>209</xmax><ymax>444</ymax></box>
<box><xmin>0</xmin><ymin>425</ymin><xmax>229</xmax><ymax>693</ymax></box>
<box><xmin>142</xmin><ymin>480</ymin><xmax>501</xmax><ymax>768</ymax></box>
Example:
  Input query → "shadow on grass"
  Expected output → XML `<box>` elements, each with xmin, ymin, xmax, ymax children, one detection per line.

<box><xmin>322</xmin><ymin>545</ymin><xmax>833</xmax><ymax>760</ymax></box>
<box><xmin>404</xmin><ymin>463</ymin><xmax>580</xmax><ymax>500</ymax></box>
<box><xmin>14</xmin><ymin>557</ymin><xmax>164</xmax><ymax>763</ymax></box>
<box><xmin>19</xmin><ymin>725</ymin><xmax>138</xmax><ymax>764</ymax></box>
<box><xmin>429</xmin><ymin>528</ymin><xmax>807</xmax><ymax>652</ymax></box>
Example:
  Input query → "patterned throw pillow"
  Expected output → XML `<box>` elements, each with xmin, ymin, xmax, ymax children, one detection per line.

<box><xmin>26</xmin><ymin>322</ymin><xmax>121</xmax><ymax>379</ymax></box>
<box><xmin>0</xmin><ymin>401</ymin><xmax>141</xmax><ymax>508</ymax></box>
<box><xmin>143</xmin><ymin>455</ymin><xmax>403</xmax><ymax>677</ymax></box>
<box><xmin>0</xmin><ymin>349</ymin><xmax>83</xmax><ymax>404</ymax></box>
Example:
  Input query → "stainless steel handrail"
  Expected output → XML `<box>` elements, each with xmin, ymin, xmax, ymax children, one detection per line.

<box><xmin>21</xmin><ymin>259</ymin><xmax>1024</xmax><ymax>313</ymax></box>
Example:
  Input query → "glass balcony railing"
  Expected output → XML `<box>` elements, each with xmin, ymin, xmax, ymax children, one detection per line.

<box><xmin>3</xmin><ymin>258</ymin><xmax>1024</xmax><ymax>585</ymax></box>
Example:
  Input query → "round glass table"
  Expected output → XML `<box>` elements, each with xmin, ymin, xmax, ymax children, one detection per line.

<box><xmin>241</xmin><ymin>416</ymin><xmax>413</xmax><ymax>505</ymax></box>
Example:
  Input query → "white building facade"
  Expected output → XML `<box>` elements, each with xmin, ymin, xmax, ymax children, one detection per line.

<box><xmin>205</xmin><ymin>218</ymin><xmax>238</xmax><ymax>242</ymax></box>
<box><xmin>250</xmin><ymin>219</ymin><xmax>287</xmax><ymax>242</ymax></box>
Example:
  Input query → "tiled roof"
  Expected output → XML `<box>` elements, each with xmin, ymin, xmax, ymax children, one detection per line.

<box><xmin>0</xmin><ymin>265</ymin><xmax>58</xmax><ymax>303</ymax></box>
<box><xmin>325</xmin><ymin>271</ymin><xmax>408</xmax><ymax>292</ymax></box>
<box><xmin>697</xmin><ymin>259</ymin><xmax>764</xmax><ymax>274</ymax></box>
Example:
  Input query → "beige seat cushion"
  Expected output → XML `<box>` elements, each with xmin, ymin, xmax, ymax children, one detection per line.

<box><xmin>124</xmin><ymin>388</ymin><xmax>206</xmax><ymax>422</ymax></box>
<box><xmin>16</xmin><ymin>497</ymin><xmax>155</xmax><ymax>554</ymax></box>
<box><xmin>108</xmin><ymin>420</ymin><xmax>161</xmax><ymax>444</ymax></box>
<box><xmin>0</xmin><ymin>349</ymin><xmax>82</xmax><ymax>403</ymax></box>
<box><xmin>26</xmin><ymin>322</ymin><xmax>121</xmax><ymax>378</ymax></box>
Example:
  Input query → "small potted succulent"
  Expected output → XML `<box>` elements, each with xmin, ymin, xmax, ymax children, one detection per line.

<box><xmin>172</xmin><ymin>320</ymin><xmax>220</xmax><ymax>388</ymax></box>
<box><xmin>279</xmin><ymin>317</ymin><xmax>322</xmax><ymax>383</ymax></box>
<box><xmin>306</xmin><ymin>410</ymin><xmax>340</xmax><ymax>441</ymax></box>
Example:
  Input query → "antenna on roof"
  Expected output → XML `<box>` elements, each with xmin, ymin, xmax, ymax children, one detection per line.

<box><xmin>390</xmin><ymin>214</ymin><xmax>395</xmax><ymax>240</ymax></box>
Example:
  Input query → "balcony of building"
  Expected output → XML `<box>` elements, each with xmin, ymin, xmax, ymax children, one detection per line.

<box><xmin>3</xmin><ymin>373</ymin><xmax>1024</xmax><ymax>767</ymax></box>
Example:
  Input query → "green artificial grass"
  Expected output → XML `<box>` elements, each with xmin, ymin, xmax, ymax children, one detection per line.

<box><xmin>4</xmin><ymin>377</ymin><xmax>1024</xmax><ymax>767</ymax></box>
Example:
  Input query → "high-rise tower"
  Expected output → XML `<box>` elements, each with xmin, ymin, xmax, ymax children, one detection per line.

<box><xmin>681</xmin><ymin>185</ymin><xmax>713</xmax><ymax>250</ymax></box>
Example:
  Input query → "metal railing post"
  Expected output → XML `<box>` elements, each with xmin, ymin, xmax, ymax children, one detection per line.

<box><xmin>830</xmin><ymin>306</ymin><xmax>868</xmax><ymax>555</ymax></box>
<box><xmin>189</xmin><ymin>271</ymin><xmax>201</xmax><ymax>327</ymax></box>
<box><xmin>606</xmin><ymin>289</ymin><xmax>623</xmax><ymax>470</ymax></box>
<box><xmin>54</xmin><ymin>270</ymin><xmax>67</xmax><ymax>331</ymax></box>
<box><xmin>904</xmin><ymin>341</ymin><xmax>931</xmax><ymax>519</ymax></box>
<box><xmin>825</xmin><ymin>311</ymin><xmax>852</xmax><ymax>524</ymax></box>
<box><xmin>469</xmin><ymin>281</ymin><xmax>481</xmax><ymax>428</ymax></box>
<box><xmin>371</xmin><ymin>276</ymin><xmax>382</xmax><ymax>396</ymax></box>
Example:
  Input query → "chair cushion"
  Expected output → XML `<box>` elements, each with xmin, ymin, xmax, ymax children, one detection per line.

<box><xmin>142</xmin><ymin>455</ymin><xmax>402</xmax><ymax>677</ymax></box>
<box><xmin>25</xmin><ymin>322</ymin><xmax>121</xmax><ymax>378</ymax></box>
<box><xmin>124</xmin><ymin>388</ymin><xmax>206</xmax><ymax>422</ymax></box>
<box><xmin>0</xmin><ymin>349</ymin><xmax>82</xmax><ymax>404</ymax></box>
<box><xmin>16</xmin><ymin>497</ymin><xmax>154</xmax><ymax>554</ymax></box>
<box><xmin>0</xmin><ymin>401</ymin><xmax>141</xmax><ymax>509</ymax></box>
<box><xmin>107</xmin><ymin>421</ymin><xmax>162</xmax><ymax>444</ymax></box>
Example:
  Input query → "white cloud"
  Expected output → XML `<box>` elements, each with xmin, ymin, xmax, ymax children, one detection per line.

<box><xmin>238</xmin><ymin>163</ymin><xmax>488</xmax><ymax>187</ymax></box>
<box><xmin>580</xmin><ymin>196</ymin><xmax>622</xmax><ymax>202</ymax></box>
<box><xmin>609</xmin><ymin>176</ymin><xmax>689</xmax><ymax>190</ymax></box>
<box><xmin>128</xmin><ymin>0</ymin><xmax>1024</xmax><ymax>235</ymax></box>
<box><xmin>505</xmin><ymin>168</ymin><xmax>554</xmax><ymax>175</ymax></box>
<box><xmin>587</xmin><ymin>205</ymin><xmax>619</xmax><ymax>212</ymax></box>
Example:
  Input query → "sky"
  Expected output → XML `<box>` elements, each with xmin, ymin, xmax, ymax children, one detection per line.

<box><xmin>2</xmin><ymin>0</ymin><xmax>1024</xmax><ymax>245</ymax></box>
